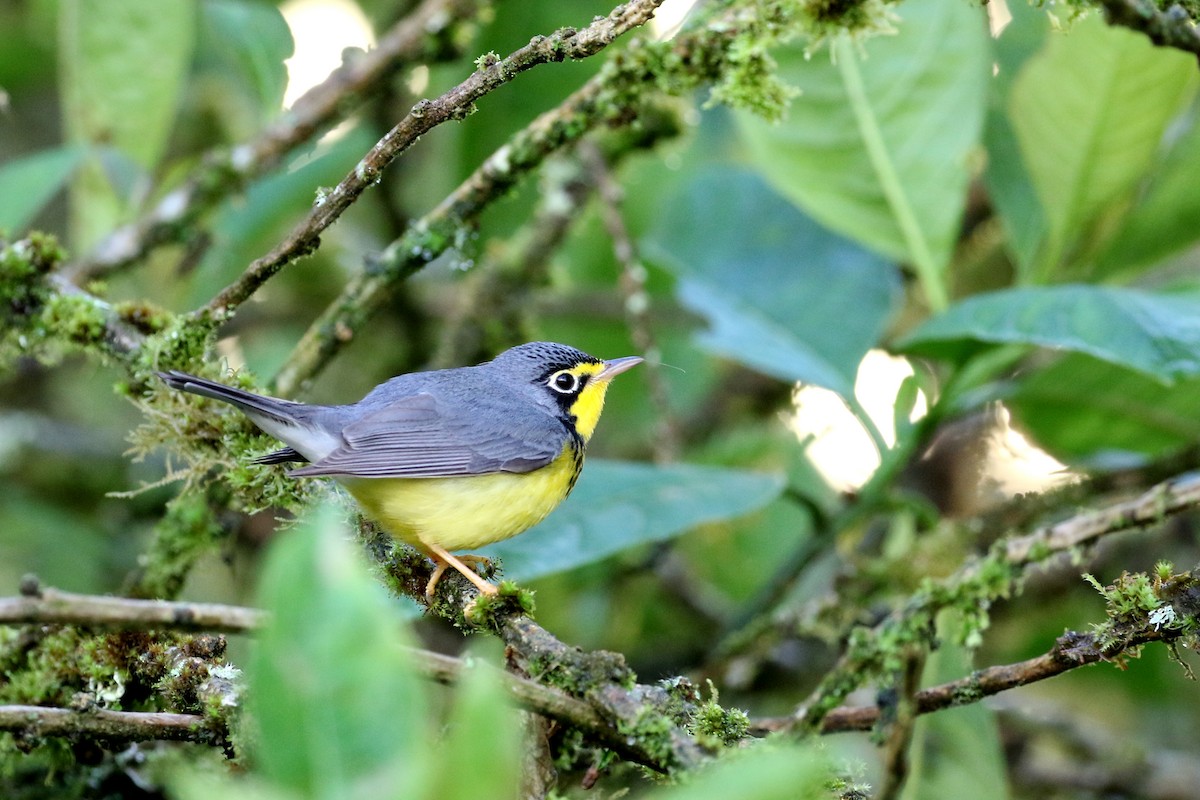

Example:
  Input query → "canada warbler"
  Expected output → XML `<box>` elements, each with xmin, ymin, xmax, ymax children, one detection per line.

<box><xmin>158</xmin><ymin>342</ymin><xmax>641</xmax><ymax>599</ymax></box>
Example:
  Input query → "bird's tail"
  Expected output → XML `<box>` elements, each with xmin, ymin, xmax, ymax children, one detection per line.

<box><xmin>157</xmin><ymin>370</ymin><xmax>300</xmax><ymax>427</ymax></box>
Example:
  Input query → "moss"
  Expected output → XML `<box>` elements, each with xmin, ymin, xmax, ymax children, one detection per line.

<box><xmin>692</xmin><ymin>700</ymin><xmax>751</xmax><ymax>749</ymax></box>
<box><xmin>527</xmin><ymin>647</ymin><xmax>636</xmax><ymax>698</ymax></box>
<box><xmin>616</xmin><ymin>706</ymin><xmax>676</xmax><ymax>767</ymax></box>
<box><xmin>127</xmin><ymin>486</ymin><xmax>232</xmax><ymax>600</ymax></box>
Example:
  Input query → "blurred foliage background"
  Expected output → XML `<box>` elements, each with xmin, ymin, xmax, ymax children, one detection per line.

<box><xmin>3</xmin><ymin>0</ymin><xmax>1200</xmax><ymax>797</ymax></box>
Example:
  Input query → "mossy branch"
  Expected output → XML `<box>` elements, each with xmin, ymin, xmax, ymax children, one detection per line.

<box><xmin>0</xmin><ymin>580</ymin><xmax>701</xmax><ymax>772</ymax></box>
<box><xmin>204</xmin><ymin>0</ymin><xmax>667</xmax><ymax>320</ymax></box>
<box><xmin>753</xmin><ymin>618</ymin><xmax>1187</xmax><ymax>735</ymax></box>
<box><xmin>773</xmin><ymin>470</ymin><xmax>1200</xmax><ymax>732</ymax></box>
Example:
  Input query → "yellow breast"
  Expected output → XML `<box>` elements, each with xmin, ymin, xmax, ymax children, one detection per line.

<box><xmin>342</xmin><ymin>444</ymin><xmax>583</xmax><ymax>553</ymax></box>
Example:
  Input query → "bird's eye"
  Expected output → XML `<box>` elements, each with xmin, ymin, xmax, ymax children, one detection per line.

<box><xmin>550</xmin><ymin>371</ymin><xmax>580</xmax><ymax>393</ymax></box>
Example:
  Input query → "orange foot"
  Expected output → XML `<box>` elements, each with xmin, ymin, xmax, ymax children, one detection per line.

<box><xmin>424</xmin><ymin>544</ymin><xmax>498</xmax><ymax>602</ymax></box>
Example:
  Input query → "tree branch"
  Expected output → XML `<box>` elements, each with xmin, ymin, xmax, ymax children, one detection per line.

<box><xmin>0</xmin><ymin>705</ymin><xmax>224</xmax><ymax>745</ymax></box>
<box><xmin>66</xmin><ymin>0</ymin><xmax>486</xmax><ymax>283</ymax></box>
<box><xmin>0</xmin><ymin>578</ymin><xmax>264</xmax><ymax>633</ymax></box>
<box><xmin>205</xmin><ymin>0</ymin><xmax>666</xmax><ymax>320</ymax></box>
<box><xmin>1095</xmin><ymin>0</ymin><xmax>1200</xmax><ymax>62</ymax></box>
<box><xmin>751</xmin><ymin>623</ymin><xmax>1185</xmax><ymax>735</ymax></box>
<box><xmin>1000</xmin><ymin>471</ymin><xmax>1200</xmax><ymax>568</ymax></box>
<box><xmin>0</xmin><ymin>582</ymin><xmax>696</xmax><ymax>772</ymax></box>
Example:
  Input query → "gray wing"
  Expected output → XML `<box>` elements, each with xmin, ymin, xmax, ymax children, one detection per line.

<box><xmin>288</xmin><ymin>390</ymin><xmax>567</xmax><ymax>479</ymax></box>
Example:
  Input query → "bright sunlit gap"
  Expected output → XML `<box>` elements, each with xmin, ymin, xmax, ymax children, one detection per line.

<box><xmin>790</xmin><ymin>350</ymin><xmax>1073</xmax><ymax>500</ymax></box>
<box><xmin>790</xmin><ymin>350</ymin><xmax>928</xmax><ymax>492</ymax></box>
<box><xmin>651</xmin><ymin>0</ymin><xmax>701</xmax><ymax>38</ymax></box>
<box><xmin>280</xmin><ymin>0</ymin><xmax>376</xmax><ymax>109</ymax></box>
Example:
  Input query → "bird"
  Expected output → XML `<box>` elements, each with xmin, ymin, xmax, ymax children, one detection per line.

<box><xmin>157</xmin><ymin>342</ymin><xmax>642</xmax><ymax>601</ymax></box>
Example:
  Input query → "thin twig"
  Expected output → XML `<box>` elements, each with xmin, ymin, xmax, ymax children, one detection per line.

<box><xmin>67</xmin><ymin>0</ymin><xmax>485</xmax><ymax>283</ymax></box>
<box><xmin>206</xmin><ymin>0</ymin><xmax>666</xmax><ymax>320</ymax></box>
<box><xmin>1000</xmin><ymin>471</ymin><xmax>1200</xmax><ymax>568</ymax></box>
<box><xmin>582</xmin><ymin>141</ymin><xmax>681</xmax><ymax>463</ymax></box>
<box><xmin>751</xmin><ymin>623</ymin><xmax>1184</xmax><ymax>735</ymax></box>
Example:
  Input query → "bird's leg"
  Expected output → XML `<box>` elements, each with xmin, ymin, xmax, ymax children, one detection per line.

<box><xmin>424</xmin><ymin>544</ymin><xmax>499</xmax><ymax>601</ymax></box>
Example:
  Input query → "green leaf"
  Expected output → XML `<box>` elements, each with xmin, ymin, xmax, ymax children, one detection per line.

<box><xmin>735</xmin><ymin>0</ymin><xmax>989</xmax><ymax>305</ymax></box>
<box><xmin>249</xmin><ymin>504</ymin><xmax>431</xmax><ymax>799</ymax></box>
<box><xmin>58</xmin><ymin>0</ymin><xmax>196</xmax><ymax>248</ymax></box>
<box><xmin>432</xmin><ymin>643</ymin><xmax>522</xmax><ymax>800</ymax></box>
<box><xmin>644</xmin><ymin>168</ymin><xmax>900</xmax><ymax>397</ymax></box>
<box><xmin>899</xmin><ymin>285</ymin><xmax>1200</xmax><ymax>382</ymax></box>
<box><xmin>982</xmin><ymin>0</ymin><xmax>1051</xmax><ymax>276</ymax></box>
<box><xmin>1007</xmin><ymin>353</ymin><xmax>1200</xmax><ymax>466</ymax></box>
<box><xmin>198</xmin><ymin>0</ymin><xmax>293</xmax><ymax>129</ymax></box>
<box><xmin>0</xmin><ymin>147</ymin><xmax>83</xmax><ymax>234</ymax></box>
<box><xmin>58</xmin><ymin>0</ymin><xmax>195</xmax><ymax>169</ymax></box>
<box><xmin>650</xmin><ymin>743</ymin><xmax>830</xmax><ymax>800</ymax></box>
<box><xmin>1008</xmin><ymin>14</ymin><xmax>1198</xmax><ymax>279</ymax></box>
<box><xmin>901</xmin><ymin>613</ymin><xmax>1008</xmax><ymax>800</ymax></box>
<box><xmin>480</xmin><ymin>459</ymin><xmax>785</xmax><ymax>581</ymax></box>
<box><xmin>1094</xmin><ymin>113</ymin><xmax>1200</xmax><ymax>279</ymax></box>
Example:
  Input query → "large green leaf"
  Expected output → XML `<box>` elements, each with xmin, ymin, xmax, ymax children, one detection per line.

<box><xmin>480</xmin><ymin>459</ymin><xmax>785</xmax><ymax>581</ymax></box>
<box><xmin>58</xmin><ymin>0</ymin><xmax>195</xmax><ymax>170</ymax></box>
<box><xmin>650</xmin><ymin>743</ymin><xmax>829</xmax><ymax>800</ymax></box>
<box><xmin>58</xmin><ymin>0</ymin><xmax>196</xmax><ymax>249</ymax></box>
<box><xmin>735</xmin><ymin>0</ymin><xmax>989</xmax><ymax>303</ymax></box>
<box><xmin>249</xmin><ymin>505</ymin><xmax>431</xmax><ymax>798</ymax></box>
<box><xmin>901</xmin><ymin>613</ymin><xmax>1008</xmax><ymax>800</ymax></box>
<box><xmin>982</xmin><ymin>0</ymin><xmax>1049</xmax><ymax>276</ymax></box>
<box><xmin>0</xmin><ymin>147</ymin><xmax>83</xmax><ymax>234</ymax></box>
<box><xmin>197</xmin><ymin>0</ymin><xmax>293</xmax><ymax>133</ymax></box>
<box><xmin>643</xmin><ymin>168</ymin><xmax>900</xmax><ymax>397</ymax></box>
<box><xmin>1008</xmin><ymin>13</ymin><xmax>1198</xmax><ymax>280</ymax></box>
<box><xmin>431</xmin><ymin>644</ymin><xmax>521</xmax><ymax>800</ymax></box>
<box><xmin>1094</xmin><ymin>112</ymin><xmax>1200</xmax><ymax>279</ymax></box>
<box><xmin>899</xmin><ymin>286</ymin><xmax>1200</xmax><ymax>382</ymax></box>
<box><xmin>1007</xmin><ymin>353</ymin><xmax>1200</xmax><ymax>466</ymax></box>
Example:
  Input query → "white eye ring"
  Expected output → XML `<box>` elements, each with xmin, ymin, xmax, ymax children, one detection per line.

<box><xmin>549</xmin><ymin>371</ymin><xmax>580</xmax><ymax>393</ymax></box>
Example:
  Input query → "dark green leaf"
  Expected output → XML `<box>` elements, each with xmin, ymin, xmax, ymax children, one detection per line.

<box><xmin>1094</xmin><ymin>113</ymin><xmax>1200</xmax><ymax>279</ymax></box>
<box><xmin>1008</xmin><ymin>353</ymin><xmax>1200</xmax><ymax>466</ymax></box>
<box><xmin>651</xmin><ymin>743</ymin><xmax>829</xmax><ymax>800</ymax></box>
<box><xmin>481</xmin><ymin>459</ymin><xmax>785</xmax><ymax>581</ymax></box>
<box><xmin>644</xmin><ymin>168</ymin><xmax>900</xmax><ymax>397</ymax></box>
<box><xmin>900</xmin><ymin>613</ymin><xmax>1008</xmax><ymax>800</ymax></box>
<box><xmin>198</xmin><ymin>0</ymin><xmax>293</xmax><ymax>126</ymax></box>
<box><xmin>900</xmin><ymin>286</ymin><xmax>1200</xmax><ymax>382</ymax></box>
<box><xmin>249</xmin><ymin>505</ymin><xmax>431</xmax><ymax>798</ymax></box>
<box><xmin>0</xmin><ymin>147</ymin><xmax>83</xmax><ymax>234</ymax></box>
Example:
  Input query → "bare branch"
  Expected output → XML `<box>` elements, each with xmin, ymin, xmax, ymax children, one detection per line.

<box><xmin>206</xmin><ymin>0</ymin><xmax>666</xmax><ymax>319</ymax></box>
<box><xmin>751</xmin><ymin>623</ymin><xmax>1184</xmax><ymax>735</ymax></box>
<box><xmin>1000</xmin><ymin>471</ymin><xmax>1200</xmax><ymax>567</ymax></box>
<box><xmin>0</xmin><ymin>580</ymin><xmax>264</xmax><ymax>633</ymax></box>
<box><xmin>0</xmin><ymin>705</ymin><xmax>223</xmax><ymax>745</ymax></box>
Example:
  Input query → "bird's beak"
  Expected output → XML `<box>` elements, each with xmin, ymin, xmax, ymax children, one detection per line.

<box><xmin>596</xmin><ymin>356</ymin><xmax>643</xmax><ymax>382</ymax></box>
